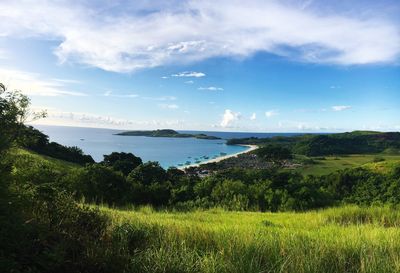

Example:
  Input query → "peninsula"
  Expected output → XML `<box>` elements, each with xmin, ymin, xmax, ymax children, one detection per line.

<box><xmin>115</xmin><ymin>129</ymin><xmax>221</xmax><ymax>140</ymax></box>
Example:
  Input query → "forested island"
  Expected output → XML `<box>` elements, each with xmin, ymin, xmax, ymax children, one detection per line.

<box><xmin>116</xmin><ymin>129</ymin><xmax>221</xmax><ymax>140</ymax></box>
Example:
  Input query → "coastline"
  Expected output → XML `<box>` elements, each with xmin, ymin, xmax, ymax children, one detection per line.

<box><xmin>178</xmin><ymin>144</ymin><xmax>258</xmax><ymax>170</ymax></box>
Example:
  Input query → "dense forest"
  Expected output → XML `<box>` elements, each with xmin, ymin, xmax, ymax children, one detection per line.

<box><xmin>2</xmin><ymin>84</ymin><xmax>400</xmax><ymax>272</ymax></box>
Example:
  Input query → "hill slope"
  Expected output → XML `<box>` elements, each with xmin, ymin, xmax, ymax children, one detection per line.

<box><xmin>228</xmin><ymin>131</ymin><xmax>400</xmax><ymax>156</ymax></box>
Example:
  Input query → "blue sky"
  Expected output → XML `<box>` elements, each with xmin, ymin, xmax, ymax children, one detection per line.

<box><xmin>0</xmin><ymin>0</ymin><xmax>399</xmax><ymax>132</ymax></box>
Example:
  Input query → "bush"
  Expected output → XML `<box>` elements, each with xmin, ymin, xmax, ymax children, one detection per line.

<box><xmin>0</xmin><ymin>184</ymin><xmax>115</xmax><ymax>273</ymax></box>
<box><xmin>68</xmin><ymin>164</ymin><xmax>131</xmax><ymax>205</ymax></box>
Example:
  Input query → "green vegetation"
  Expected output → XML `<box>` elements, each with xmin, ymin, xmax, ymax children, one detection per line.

<box><xmin>293</xmin><ymin>154</ymin><xmax>400</xmax><ymax>176</ymax></box>
<box><xmin>256</xmin><ymin>144</ymin><xmax>293</xmax><ymax>163</ymax></box>
<box><xmin>102</xmin><ymin>151</ymin><xmax>143</xmax><ymax>175</ymax></box>
<box><xmin>2</xmin><ymin>82</ymin><xmax>400</xmax><ymax>272</ymax></box>
<box><xmin>116</xmin><ymin>129</ymin><xmax>221</xmax><ymax>139</ymax></box>
<box><xmin>17</xmin><ymin>125</ymin><xmax>95</xmax><ymax>165</ymax></box>
<box><xmin>92</xmin><ymin>205</ymin><xmax>400</xmax><ymax>273</ymax></box>
<box><xmin>227</xmin><ymin>131</ymin><xmax>400</xmax><ymax>156</ymax></box>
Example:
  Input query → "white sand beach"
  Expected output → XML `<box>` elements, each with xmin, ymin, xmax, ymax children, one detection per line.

<box><xmin>179</xmin><ymin>144</ymin><xmax>258</xmax><ymax>170</ymax></box>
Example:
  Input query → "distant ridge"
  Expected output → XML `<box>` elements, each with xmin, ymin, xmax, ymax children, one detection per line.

<box><xmin>227</xmin><ymin>131</ymin><xmax>400</xmax><ymax>156</ymax></box>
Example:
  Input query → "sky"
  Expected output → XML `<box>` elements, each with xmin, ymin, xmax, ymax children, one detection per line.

<box><xmin>0</xmin><ymin>0</ymin><xmax>399</xmax><ymax>132</ymax></box>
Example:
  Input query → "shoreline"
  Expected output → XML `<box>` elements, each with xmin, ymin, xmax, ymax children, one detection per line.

<box><xmin>178</xmin><ymin>144</ymin><xmax>258</xmax><ymax>170</ymax></box>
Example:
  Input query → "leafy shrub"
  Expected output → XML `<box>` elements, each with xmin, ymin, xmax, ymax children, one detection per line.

<box><xmin>68</xmin><ymin>164</ymin><xmax>131</xmax><ymax>205</ymax></box>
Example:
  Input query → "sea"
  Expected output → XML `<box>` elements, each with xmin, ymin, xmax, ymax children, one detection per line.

<box><xmin>33</xmin><ymin>125</ymin><xmax>304</xmax><ymax>168</ymax></box>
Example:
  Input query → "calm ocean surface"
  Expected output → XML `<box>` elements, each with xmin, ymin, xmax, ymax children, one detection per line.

<box><xmin>33</xmin><ymin>125</ymin><xmax>304</xmax><ymax>168</ymax></box>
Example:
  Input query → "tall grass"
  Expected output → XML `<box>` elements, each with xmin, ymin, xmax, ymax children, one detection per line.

<box><xmin>324</xmin><ymin>205</ymin><xmax>400</xmax><ymax>227</ymax></box>
<box><xmin>96</xmin><ymin>205</ymin><xmax>400</xmax><ymax>273</ymax></box>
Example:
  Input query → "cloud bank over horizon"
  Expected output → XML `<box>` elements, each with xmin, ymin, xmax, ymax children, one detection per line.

<box><xmin>0</xmin><ymin>0</ymin><xmax>399</xmax><ymax>73</ymax></box>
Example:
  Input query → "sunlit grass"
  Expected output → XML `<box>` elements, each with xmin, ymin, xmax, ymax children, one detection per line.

<box><xmin>96</xmin><ymin>205</ymin><xmax>400</xmax><ymax>273</ymax></box>
<box><xmin>294</xmin><ymin>154</ymin><xmax>400</xmax><ymax>176</ymax></box>
<box><xmin>10</xmin><ymin>148</ymin><xmax>80</xmax><ymax>171</ymax></box>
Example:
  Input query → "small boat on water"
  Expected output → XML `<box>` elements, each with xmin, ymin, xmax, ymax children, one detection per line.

<box><xmin>80</xmin><ymin>138</ymin><xmax>85</xmax><ymax>141</ymax></box>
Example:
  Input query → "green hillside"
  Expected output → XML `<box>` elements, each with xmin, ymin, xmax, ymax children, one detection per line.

<box><xmin>227</xmin><ymin>131</ymin><xmax>400</xmax><ymax>156</ymax></box>
<box><xmin>292</xmin><ymin>154</ymin><xmax>400</xmax><ymax>176</ymax></box>
<box><xmin>10</xmin><ymin>148</ymin><xmax>80</xmax><ymax>172</ymax></box>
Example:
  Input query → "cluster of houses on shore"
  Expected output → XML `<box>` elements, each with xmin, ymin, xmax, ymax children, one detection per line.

<box><xmin>184</xmin><ymin>153</ymin><xmax>302</xmax><ymax>177</ymax></box>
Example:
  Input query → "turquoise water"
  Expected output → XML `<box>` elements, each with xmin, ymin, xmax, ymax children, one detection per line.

<box><xmin>34</xmin><ymin>125</ymin><xmax>307</xmax><ymax>168</ymax></box>
<box><xmin>34</xmin><ymin>125</ymin><xmax>249</xmax><ymax>168</ymax></box>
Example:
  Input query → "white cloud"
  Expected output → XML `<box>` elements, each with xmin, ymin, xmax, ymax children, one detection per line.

<box><xmin>198</xmin><ymin>86</ymin><xmax>224</xmax><ymax>91</ymax></box>
<box><xmin>30</xmin><ymin>110</ymin><xmax>186</xmax><ymax>129</ymax></box>
<box><xmin>172</xmin><ymin>71</ymin><xmax>206</xmax><ymax>78</ymax></box>
<box><xmin>265</xmin><ymin>110</ymin><xmax>279</xmax><ymax>118</ymax></box>
<box><xmin>103</xmin><ymin>91</ymin><xmax>138</xmax><ymax>98</ymax></box>
<box><xmin>0</xmin><ymin>1</ymin><xmax>398</xmax><ymax>73</ymax></box>
<box><xmin>0</xmin><ymin>67</ymin><xmax>86</xmax><ymax>96</ymax></box>
<box><xmin>250</xmin><ymin>112</ymin><xmax>256</xmax><ymax>120</ymax></box>
<box><xmin>220</xmin><ymin>109</ymin><xmax>241</xmax><ymax>127</ymax></box>
<box><xmin>161</xmin><ymin>76</ymin><xmax>169</xmax><ymax>79</ymax></box>
<box><xmin>184</xmin><ymin>80</ymin><xmax>194</xmax><ymax>84</ymax></box>
<box><xmin>332</xmin><ymin>105</ymin><xmax>351</xmax><ymax>112</ymax></box>
<box><xmin>278</xmin><ymin>120</ymin><xmax>330</xmax><ymax>132</ymax></box>
<box><xmin>159</xmin><ymin>103</ymin><xmax>179</xmax><ymax>109</ymax></box>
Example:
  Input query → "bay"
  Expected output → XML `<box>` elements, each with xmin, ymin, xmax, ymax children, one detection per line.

<box><xmin>33</xmin><ymin>125</ymin><xmax>303</xmax><ymax>168</ymax></box>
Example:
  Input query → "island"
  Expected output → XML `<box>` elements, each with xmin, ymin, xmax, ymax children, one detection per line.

<box><xmin>115</xmin><ymin>129</ymin><xmax>221</xmax><ymax>140</ymax></box>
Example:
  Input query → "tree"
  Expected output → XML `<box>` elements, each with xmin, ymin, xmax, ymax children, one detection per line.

<box><xmin>73</xmin><ymin>164</ymin><xmax>131</xmax><ymax>205</ymax></box>
<box><xmin>127</xmin><ymin>161</ymin><xmax>167</xmax><ymax>185</ymax></box>
<box><xmin>0</xmin><ymin>83</ymin><xmax>46</xmax><ymax>154</ymax></box>
<box><xmin>211</xmin><ymin>179</ymin><xmax>249</xmax><ymax>210</ymax></box>
<box><xmin>256</xmin><ymin>144</ymin><xmax>292</xmax><ymax>165</ymax></box>
<box><xmin>102</xmin><ymin>152</ymin><xmax>142</xmax><ymax>176</ymax></box>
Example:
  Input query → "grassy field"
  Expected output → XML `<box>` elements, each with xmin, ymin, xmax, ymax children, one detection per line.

<box><xmin>9</xmin><ymin>148</ymin><xmax>80</xmax><ymax>171</ymax></box>
<box><xmin>97</xmin><ymin>205</ymin><xmax>400</xmax><ymax>273</ymax></box>
<box><xmin>292</xmin><ymin>154</ymin><xmax>400</xmax><ymax>176</ymax></box>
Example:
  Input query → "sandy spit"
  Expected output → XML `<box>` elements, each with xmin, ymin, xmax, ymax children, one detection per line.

<box><xmin>178</xmin><ymin>145</ymin><xmax>258</xmax><ymax>170</ymax></box>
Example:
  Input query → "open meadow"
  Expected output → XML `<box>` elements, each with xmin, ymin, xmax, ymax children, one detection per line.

<box><xmin>98</xmin><ymin>205</ymin><xmax>400</xmax><ymax>273</ymax></box>
<box><xmin>292</xmin><ymin>154</ymin><xmax>400</xmax><ymax>176</ymax></box>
